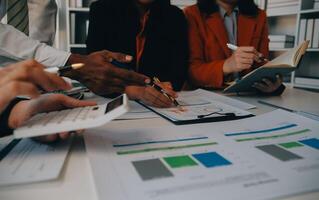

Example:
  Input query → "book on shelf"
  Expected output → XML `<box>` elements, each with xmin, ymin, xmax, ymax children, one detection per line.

<box><xmin>301</xmin><ymin>0</ymin><xmax>315</xmax><ymax>10</ymax></box>
<box><xmin>313</xmin><ymin>19</ymin><xmax>319</xmax><ymax>48</ymax></box>
<box><xmin>267</xmin><ymin>0</ymin><xmax>299</xmax><ymax>15</ymax></box>
<box><xmin>69</xmin><ymin>15</ymin><xmax>89</xmax><ymax>45</ymax></box>
<box><xmin>269</xmin><ymin>35</ymin><xmax>295</xmax><ymax>42</ymax></box>
<box><xmin>299</xmin><ymin>19</ymin><xmax>307</xmax><ymax>45</ymax></box>
<box><xmin>70</xmin><ymin>13</ymin><xmax>76</xmax><ymax>44</ymax></box>
<box><xmin>315</xmin><ymin>0</ymin><xmax>319</xmax><ymax>9</ymax></box>
<box><xmin>69</xmin><ymin>0</ymin><xmax>96</xmax><ymax>8</ymax></box>
<box><xmin>306</xmin><ymin>19</ymin><xmax>314</xmax><ymax>48</ymax></box>
<box><xmin>224</xmin><ymin>41</ymin><xmax>310</xmax><ymax>93</ymax></box>
<box><xmin>295</xmin><ymin>77</ymin><xmax>319</xmax><ymax>88</ymax></box>
<box><xmin>267</xmin><ymin>6</ymin><xmax>298</xmax><ymax>16</ymax></box>
<box><xmin>269</xmin><ymin>42</ymin><xmax>294</xmax><ymax>49</ymax></box>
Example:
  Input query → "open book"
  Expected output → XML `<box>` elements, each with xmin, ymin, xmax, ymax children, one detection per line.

<box><xmin>223</xmin><ymin>41</ymin><xmax>309</xmax><ymax>93</ymax></box>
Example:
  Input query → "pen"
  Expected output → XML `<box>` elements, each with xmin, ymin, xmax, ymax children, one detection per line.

<box><xmin>151</xmin><ymin>77</ymin><xmax>180</xmax><ymax>107</ymax></box>
<box><xmin>45</xmin><ymin>63</ymin><xmax>84</xmax><ymax>75</ymax></box>
<box><xmin>226</xmin><ymin>43</ymin><xmax>268</xmax><ymax>62</ymax></box>
<box><xmin>226</xmin><ymin>44</ymin><xmax>241</xmax><ymax>80</ymax></box>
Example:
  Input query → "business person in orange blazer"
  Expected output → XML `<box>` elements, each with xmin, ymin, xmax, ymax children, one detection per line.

<box><xmin>184</xmin><ymin>0</ymin><xmax>285</xmax><ymax>95</ymax></box>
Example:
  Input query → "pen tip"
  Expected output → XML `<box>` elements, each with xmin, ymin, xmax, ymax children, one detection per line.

<box><xmin>71</xmin><ymin>63</ymin><xmax>85</xmax><ymax>70</ymax></box>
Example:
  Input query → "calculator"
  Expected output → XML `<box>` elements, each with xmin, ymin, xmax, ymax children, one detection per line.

<box><xmin>14</xmin><ymin>94</ymin><xmax>129</xmax><ymax>139</ymax></box>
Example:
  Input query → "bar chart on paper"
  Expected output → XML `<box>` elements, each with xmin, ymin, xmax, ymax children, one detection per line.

<box><xmin>85</xmin><ymin>110</ymin><xmax>319</xmax><ymax>200</ymax></box>
<box><xmin>223</xmin><ymin>117</ymin><xmax>319</xmax><ymax>163</ymax></box>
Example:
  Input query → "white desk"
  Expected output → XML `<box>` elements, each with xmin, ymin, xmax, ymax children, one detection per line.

<box><xmin>1</xmin><ymin>87</ymin><xmax>319</xmax><ymax>200</ymax></box>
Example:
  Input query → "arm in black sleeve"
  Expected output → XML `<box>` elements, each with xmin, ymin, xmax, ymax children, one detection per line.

<box><xmin>0</xmin><ymin>98</ymin><xmax>24</xmax><ymax>137</ymax></box>
<box><xmin>167</xmin><ymin>8</ymin><xmax>189</xmax><ymax>91</ymax></box>
<box><xmin>86</xmin><ymin>1</ymin><xmax>109</xmax><ymax>54</ymax></box>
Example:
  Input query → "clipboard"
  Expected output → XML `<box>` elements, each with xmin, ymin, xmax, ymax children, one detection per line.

<box><xmin>138</xmin><ymin>101</ymin><xmax>255</xmax><ymax>125</ymax></box>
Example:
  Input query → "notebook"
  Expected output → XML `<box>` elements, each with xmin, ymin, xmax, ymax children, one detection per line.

<box><xmin>223</xmin><ymin>40</ymin><xmax>309</xmax><ymax>93</ymax></box>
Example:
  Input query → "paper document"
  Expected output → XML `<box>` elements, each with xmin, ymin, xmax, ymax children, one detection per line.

<box><xmin>117</xmin><ymin>101</ymin><xmax>159</xmax><ymax>120</ymax></box>
<box><xmin>85</xmin><ymin>110</ymin><xmax>319</xmax><ymax>200</ymax></box>
<box><xmin>142</xmin><ymin>89</ymin><xmax>253</xmax><ymax>123</ymax></box>
<box><xmin>179</xmin><ymin>89</ymin><xmax>256</xmax><ymax>110</ymax></box>
<box><xmin>0</xmin><ymin>136</ymin><xmax>72</xmax><ymax>186</ymax></box>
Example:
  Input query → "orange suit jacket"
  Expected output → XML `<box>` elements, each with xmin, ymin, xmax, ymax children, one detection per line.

<box><xmin>184</xmin><ymin>5</ymin><xmax>269</xmax><ymax>89</ymax></box>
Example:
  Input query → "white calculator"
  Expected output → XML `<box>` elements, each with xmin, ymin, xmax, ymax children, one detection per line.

<box><xmin>14</xmin><ymin>94</ymin><xmax>129</xmax><ymax>139</ymax></box>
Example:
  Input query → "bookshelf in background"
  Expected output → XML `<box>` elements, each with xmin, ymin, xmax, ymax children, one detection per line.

<box><xmin>255</xmin><ymin>0</ymin><xmax>319</xmax><ymax>90</ymax></box>
<box><xmin>56</xmin><ymin>0</ymin><xmax>95</xmax><ymax>55</ymax></box>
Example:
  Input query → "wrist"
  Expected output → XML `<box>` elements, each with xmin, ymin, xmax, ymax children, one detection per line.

<box><xmin>223</xmin><ymin>59</ymin><xmax>233</xmax><ymax>75</ymax></box>
<box><xmin>66</xmin><ymin>53</ymin><xmax>87</xmax><ymax>65</ymax></box>
<box><xmin>8</xmin><ymin>101</ymin><xmax>30</xmax><ymax>129</ymax></box>
<box><xmin>125</xmin><ymin>86</ymin><xmax>143</xmax><ymax>100</ymax></box>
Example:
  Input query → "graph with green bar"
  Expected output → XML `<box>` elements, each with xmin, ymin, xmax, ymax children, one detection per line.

<box><xmin>236</xmin><ymin>129</ymin><xmax>310</xmax><ymax>142</ymax></box>
<box><xmin>132</xmin><ymin>151</ymin><xmax>232</xmax><ymax>181</ymax></box>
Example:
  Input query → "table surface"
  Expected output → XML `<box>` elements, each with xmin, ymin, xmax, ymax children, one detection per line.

<box><xmin>1</xmin><ymin>87</ymin><xmax>319</xmax><ymax>200</ymax></box>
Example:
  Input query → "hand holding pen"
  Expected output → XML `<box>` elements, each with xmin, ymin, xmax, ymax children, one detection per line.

<box><xmin>150</xmin><ymin>77</ymin><xmax>180</xmax><ymax>107</ymax></box>
<box><xmin>224</xmin><ymin>43</ymin><xmax>268</xmax><ymax>77</ymax></box>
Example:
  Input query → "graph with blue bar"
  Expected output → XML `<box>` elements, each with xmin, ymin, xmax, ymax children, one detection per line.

<box><xmin>299</xmin><ymin>138</ymin><xmax>319</xmax><ymax>150</ymax></box>
<box><xmin>225</xmin><ymin>123</ymin><xmax>297</xmax><ymax>136</ymax></box>
<box><xmin>192</xmin><ymin>152</ymin><xmax>232</xmax><ymax>168</ymax></box>
<box><xmin>113</xmin><ymin>136</ymin><xmax>209</xmax><ymax>147</ymax></box>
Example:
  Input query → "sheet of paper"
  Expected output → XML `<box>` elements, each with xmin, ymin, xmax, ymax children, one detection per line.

<box><xmin>116</xmin><ymin>101</ymin><xmax>159</xmax><ymax>120</ymax></box>
<box><xmin>0</xmin><ymin>136</ymin><xmax>72</xmax><ymax>186</ymax></box>
<box><xmin>85</xmin><ymin>110</ymin><xmax>319</xmax><ymax>200</ymax></box>
<box><xmin>179</xmin><ymin>89</ymin><xmax>256</xmax><ymax>110</ymax></box>
<box><xmin>144</xmin><ymin>89</ymin><xmax>253</xmax><ymax>121</ymax></box>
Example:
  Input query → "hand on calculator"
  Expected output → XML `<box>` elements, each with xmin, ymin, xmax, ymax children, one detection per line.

<box><xmin>8</xmin><ymin>94</ymin><xmax>96</xmax><ymax>143</ymax></box>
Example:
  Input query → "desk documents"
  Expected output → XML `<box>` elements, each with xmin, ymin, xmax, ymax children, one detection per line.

<box><xmin>0</xmin><ymin>136</ymin><xmax>72</xmax><ymax>186</ymax></box>
<box><xmin>85</xmin><ymin>110</ymin><xmax>319</xmax><ymax>200</ymax></box>
<box><xmin>140</xmin><ymin>89</ymin><xmax>254</xmax><ymax>124</ymax></box>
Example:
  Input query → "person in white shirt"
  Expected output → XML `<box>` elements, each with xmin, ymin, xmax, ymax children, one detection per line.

<box><xmin>0</xmin><ymin>0</ymin><xmax>150</xmax><ymax>96</ymax></box>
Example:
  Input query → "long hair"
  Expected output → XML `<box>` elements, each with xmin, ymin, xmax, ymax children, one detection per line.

<box><xmin>197</xmin><ymin>0</ymin><xmax>259</xmax><ymax>17</ymax></box>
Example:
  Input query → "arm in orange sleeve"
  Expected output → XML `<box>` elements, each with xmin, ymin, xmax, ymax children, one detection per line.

<box><xmin>258</xmin><ymin>11</ymin><xmax>270</xmax><ymax>60</ymax></box>
<box><xmin>185</xmin><ymin>9</ymin><xmax>225</xmax><ymax>89</ymax></box>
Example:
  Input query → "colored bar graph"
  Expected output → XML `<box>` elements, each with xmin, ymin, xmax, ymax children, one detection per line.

<box><xmin>193</xmin><ymin>152</ymin><xmax>232</xmax><ymax>168</ymax></box>
<box><xmin>256</xmin><ymin>145</ymin><xmax>302</xmax><ymax>161</ymax></box>
<box><xmin>225</xmin><ymin>123</ymin><xmax>297</xmax><ymax>136</ymax></box>
<box><xmin>279</xmin><ymin>142</ymin><xmax>303</xmax><ymax>149</ymax></box>
<box><xmin>132</xmin><ymin>159</ymin><xmax>173</xmax><ymax>181</ymax></box>
<box><xmin>299</xmin><ymin>138</ymin><xmax>319</xmax><ymax>150</ymax></box>
<box><xmin>113</xmin><ymin>136</ymin><xmax>209</xmax><ymax>148</ymax></box>
<box><xmin>164</xmin><ymin>155</ymin><xmax>198</xmax><ymax>168</ymax></box>
<box><xmin>236</xmin><ymin>129</ymin><xmax>310</xmax><ymax>142</ymax></box>
<box><xmin>117</xmin><ymin>142</ymin><xmax>218</xmax><ymax>155</ymax></box>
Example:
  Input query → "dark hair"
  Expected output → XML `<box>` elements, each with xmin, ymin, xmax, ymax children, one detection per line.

<box><xmin>197</xmin><ymin>0</ymin><xmax>259</xmax><ymax>17</ymax></box>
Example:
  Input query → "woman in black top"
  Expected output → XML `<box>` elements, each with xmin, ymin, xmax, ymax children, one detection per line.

<box><xmin>87</xmin><ymin>0</ymin><xmax>189</xmax><ymax>107</ymax></box>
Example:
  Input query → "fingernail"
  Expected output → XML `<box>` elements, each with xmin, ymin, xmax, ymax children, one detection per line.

<box><xmin>126</xmin><ymin>55</ymin><xmax>133</xmax><ymax>61</ymax></box>
<box><xmin>145</xmin><ymin>79</ymin><xmax>151</xmax><ymax>84</ymax></box>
